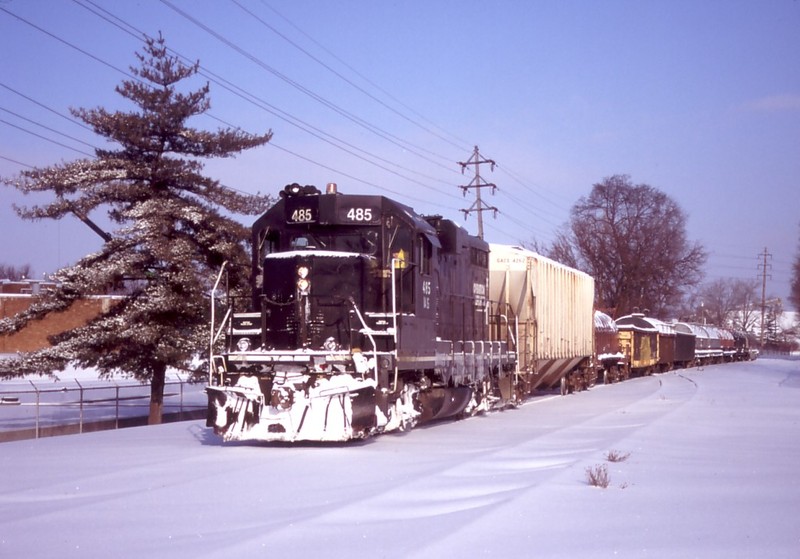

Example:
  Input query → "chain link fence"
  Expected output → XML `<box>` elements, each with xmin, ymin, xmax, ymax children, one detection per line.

<box><xmin>0</xmin><ymin>376</ymin><xmax>208</xmax><ymax>442</ymax></box>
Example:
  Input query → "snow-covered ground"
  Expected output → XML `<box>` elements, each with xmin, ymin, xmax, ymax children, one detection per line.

<box><xmin>1</xmin><ymin>358</ymin><xmax>798</xmax><ymax>558</ymax></box>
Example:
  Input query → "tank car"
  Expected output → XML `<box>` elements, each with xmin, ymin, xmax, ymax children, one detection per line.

<box><xmin>206</xmin><ymin>184</ymin><xmax>516</xmax><ymax>442</ymax></box>
<box><xmin>488</xmin><ymin>245</ymin><xmax>595</xmax><ymax>395</ymax></box>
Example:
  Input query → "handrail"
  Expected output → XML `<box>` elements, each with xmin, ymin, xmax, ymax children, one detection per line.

<box><xmin>209</xmin><ymin>261</ymin><xmax>229</xmax><ymax>381</ymax></box>
<box><xmin>347</xmin><ymin>298</ymin><xmax>380</xmax><ymax>383</ymax></box>
<box><xmin>390</xmin><ymin>258</ymin><xmax>401</xmax><ymax>346</ymax></box>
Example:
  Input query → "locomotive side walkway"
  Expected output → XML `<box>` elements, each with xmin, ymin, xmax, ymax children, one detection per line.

<box><xmin>0</xmin><ymin>358</ymin><xmax>798</xmax><ymax>558</ymax></box>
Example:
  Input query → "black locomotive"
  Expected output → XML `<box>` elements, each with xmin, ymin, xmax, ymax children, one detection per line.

<box><xmin>207</xmin><ymin>183</ymin><xmax>517</xmax><ymax>442</ymax></box>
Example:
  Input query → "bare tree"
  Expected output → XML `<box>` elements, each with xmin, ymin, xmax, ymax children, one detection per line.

<box><xmin>0</xmin><ymin>264</ymin><xmax>33</xmax><ymax>281</ymax></box>
<box><xmin>730</xmin><ymin>279</ymin><xmax>760</xmax><ymax>332</ymax></box>
<box><xmin>552</xmin><ymin>175</ymin><xmax>706</xmax><ymax>318</ymax></box>
<box><xmin>699</xmin><ymin>279</ymin><xmax>737</xmax><ymax>326</ymax></box>
<box><xmin>697</xmin><ymin>278</ymin><xmax>760</xmax><ymax>330</ymax></box>
<box><xmin>546</xmin><ymin>228</ymin><xmax>579</xmax><ymax>270</ymax></box>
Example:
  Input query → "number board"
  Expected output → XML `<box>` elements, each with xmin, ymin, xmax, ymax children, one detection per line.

<box><xmin>285</xmin><ymin>199</ymin><xmax>318</xmax><ymax>224</ymax></box>
<box><xmin>338</xmin><ymin>205</ymin><xmax>380</xmax><ymax>224</ymax></box>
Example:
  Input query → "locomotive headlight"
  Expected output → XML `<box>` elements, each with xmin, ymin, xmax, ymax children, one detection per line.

<box><xmin>236</xmin><ymin>337</ymin><xmax>252</xmax><ymax>352</ymax></box>
<box><xmin>297</xmin><ymin>278</ymin><xmax>310</xmax><ymax>294</ymax></box>
<box><xmin>297</xmin><ymin>266</ymin><xmax>311</xmax><ymax>295</ymax></box>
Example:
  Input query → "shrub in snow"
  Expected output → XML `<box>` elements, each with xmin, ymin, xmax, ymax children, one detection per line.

<box><xmin>605</xmin><ymin>449</ymin><xmax>631</xmax><ymax>463</ymax></box>
<box><xmin>585</xmin><ymin>464</ymin><xmax>611</xmax><ymax>488</ymax></box>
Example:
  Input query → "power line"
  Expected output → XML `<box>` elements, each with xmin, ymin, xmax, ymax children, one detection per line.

<box><xmin>70</xmin><ymin>0</ymin><xmax>464</xmax><ymax>203</ymax></box>
<box><xmin>256</xmin><ymin>0</ymin><xmax>471</xmax><ymax>153</ymax></box>
<box><xmin>233</xmin><ymin>0</ymin><xmax>468</xmax><ymax>159</ymax></box>
<box><xmin>158</xmin><ymin>0</ymin><xmax>458</xmax><ymax>177</ymax></box>
<box><xmin>2</xmin><ymin>1</ymin><xmax>502</xmax><ymax>229</ymax></box>
<box><xmin>0</xmin><ymin>154</ymin><xmax>34</xmax><ymax>168</ymax></box>
<box><xmin>495</xmin><ymin>164</ymin><xmax>574</xmax><ymax>214</ymax></box>
<box><xmin>267</xmin><ymin>142</ymin><xmax>448</xmax><ymax>209</ymax></box>
<box><xmin>0</xmin><ymin>6</ymin><xmax>137</xmax><ymax>82</ymax></box>
<box><xmin>0</xmin><ymin>117</ymin><xmax>95</xmax><ymax>157</ymax></box>
<box><xmin>0</xmin><ymin>106</ymin><xmax>98</xmax><ymax>150</ymax></box>
<box><xmin>0</xmin><ymin>82</ymin><xmax>95</xmax><ymax>133</ymax></box>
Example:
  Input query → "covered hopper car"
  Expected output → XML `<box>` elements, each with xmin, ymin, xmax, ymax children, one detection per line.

<box><xmin>488</xmin><ymin>244</ymin><xmax>595</xmax><ymax>395</ymax></box>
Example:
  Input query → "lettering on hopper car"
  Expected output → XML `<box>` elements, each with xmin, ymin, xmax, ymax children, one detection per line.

<box><xmin>493</xmin><ymin>257</ymin><xmax>527</xmax><ymax>265</ymax></box>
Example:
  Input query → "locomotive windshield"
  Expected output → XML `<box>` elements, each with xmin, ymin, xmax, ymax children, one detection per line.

<box><xmin>259</xmin><ymin>227</ymin><xmax>380</xmax><ymax>261</ymax></box>
<box><xmin>288</xmin><ymin>229</ymin><xmax>378</xmax><ymax>254</ymax></box>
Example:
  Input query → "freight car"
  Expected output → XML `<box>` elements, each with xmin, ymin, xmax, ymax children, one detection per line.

<box><xmin>615</xmin><ymin>313</ymin><xmax>697</xmax><ymax>371</ymax></box>
<box><xmin>614</xmin><ymin>313</ymin><xmax>659</xmax><ymax>376</ymax></box>
<box><xmin>674</xmin><ymin>322</ymin><xmax>716</xmax><ymax>365</ymax></box>
<box><xmin>206</xmin><ymin>184</ymin><xmax>522</xmax><ymax>442</ymax></box>
<box><xmin>732</xmin><ymin>330</ymin><xmax>758</xmax><ymax>361</ymax></box>
<box><xmin>488</xmin><ymin>245</ymin><xmax>596</xmax><ymax>395</ymax></box>
<box><xmin>619</xmin><ymin>312</ymin><xmax>755</xmax><ymax>370</ymax></box>
<box><xmin>593</xmin><ymin>310</ymin><xmax>628</xmax><ymax>383</ymax></box>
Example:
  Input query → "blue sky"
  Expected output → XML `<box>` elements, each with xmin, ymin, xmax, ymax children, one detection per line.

<box><xmin>1</xmin><ymin>0</ymin><xmax>798</xmax><ymax>303</ymax></box>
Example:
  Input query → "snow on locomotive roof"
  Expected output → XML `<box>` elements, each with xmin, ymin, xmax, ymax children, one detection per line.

<box><xmin>265</xmin><ymin>250</ymin><xmax>372</xmax><ymax>259</ymax></box>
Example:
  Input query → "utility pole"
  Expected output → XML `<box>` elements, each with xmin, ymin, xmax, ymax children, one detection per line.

<box><xmin>758</xmin><ymin>247</ymin><xmax>772</xmax><ymax>347</ymax></box>
<box><xmin>458</xmin><ymin>145</ymin><xmax>497</xmax><ymax>239</ymax></box>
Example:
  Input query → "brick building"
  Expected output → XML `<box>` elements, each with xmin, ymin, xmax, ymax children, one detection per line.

<box><xmin>0</xmin><ymin>280</ymin><xmax>119</xmax><ymax>353</ymax></box>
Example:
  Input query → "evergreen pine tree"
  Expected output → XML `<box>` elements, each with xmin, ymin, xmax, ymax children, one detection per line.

<box><xmin>762</xmin><ymin>300</ymin><xmax>784</xmax><ymax>351</ymax></box>
<box><xmin>0</xmin><ymin>35</ymin><xmax>273</xmax><ymax>423</ymax></box>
